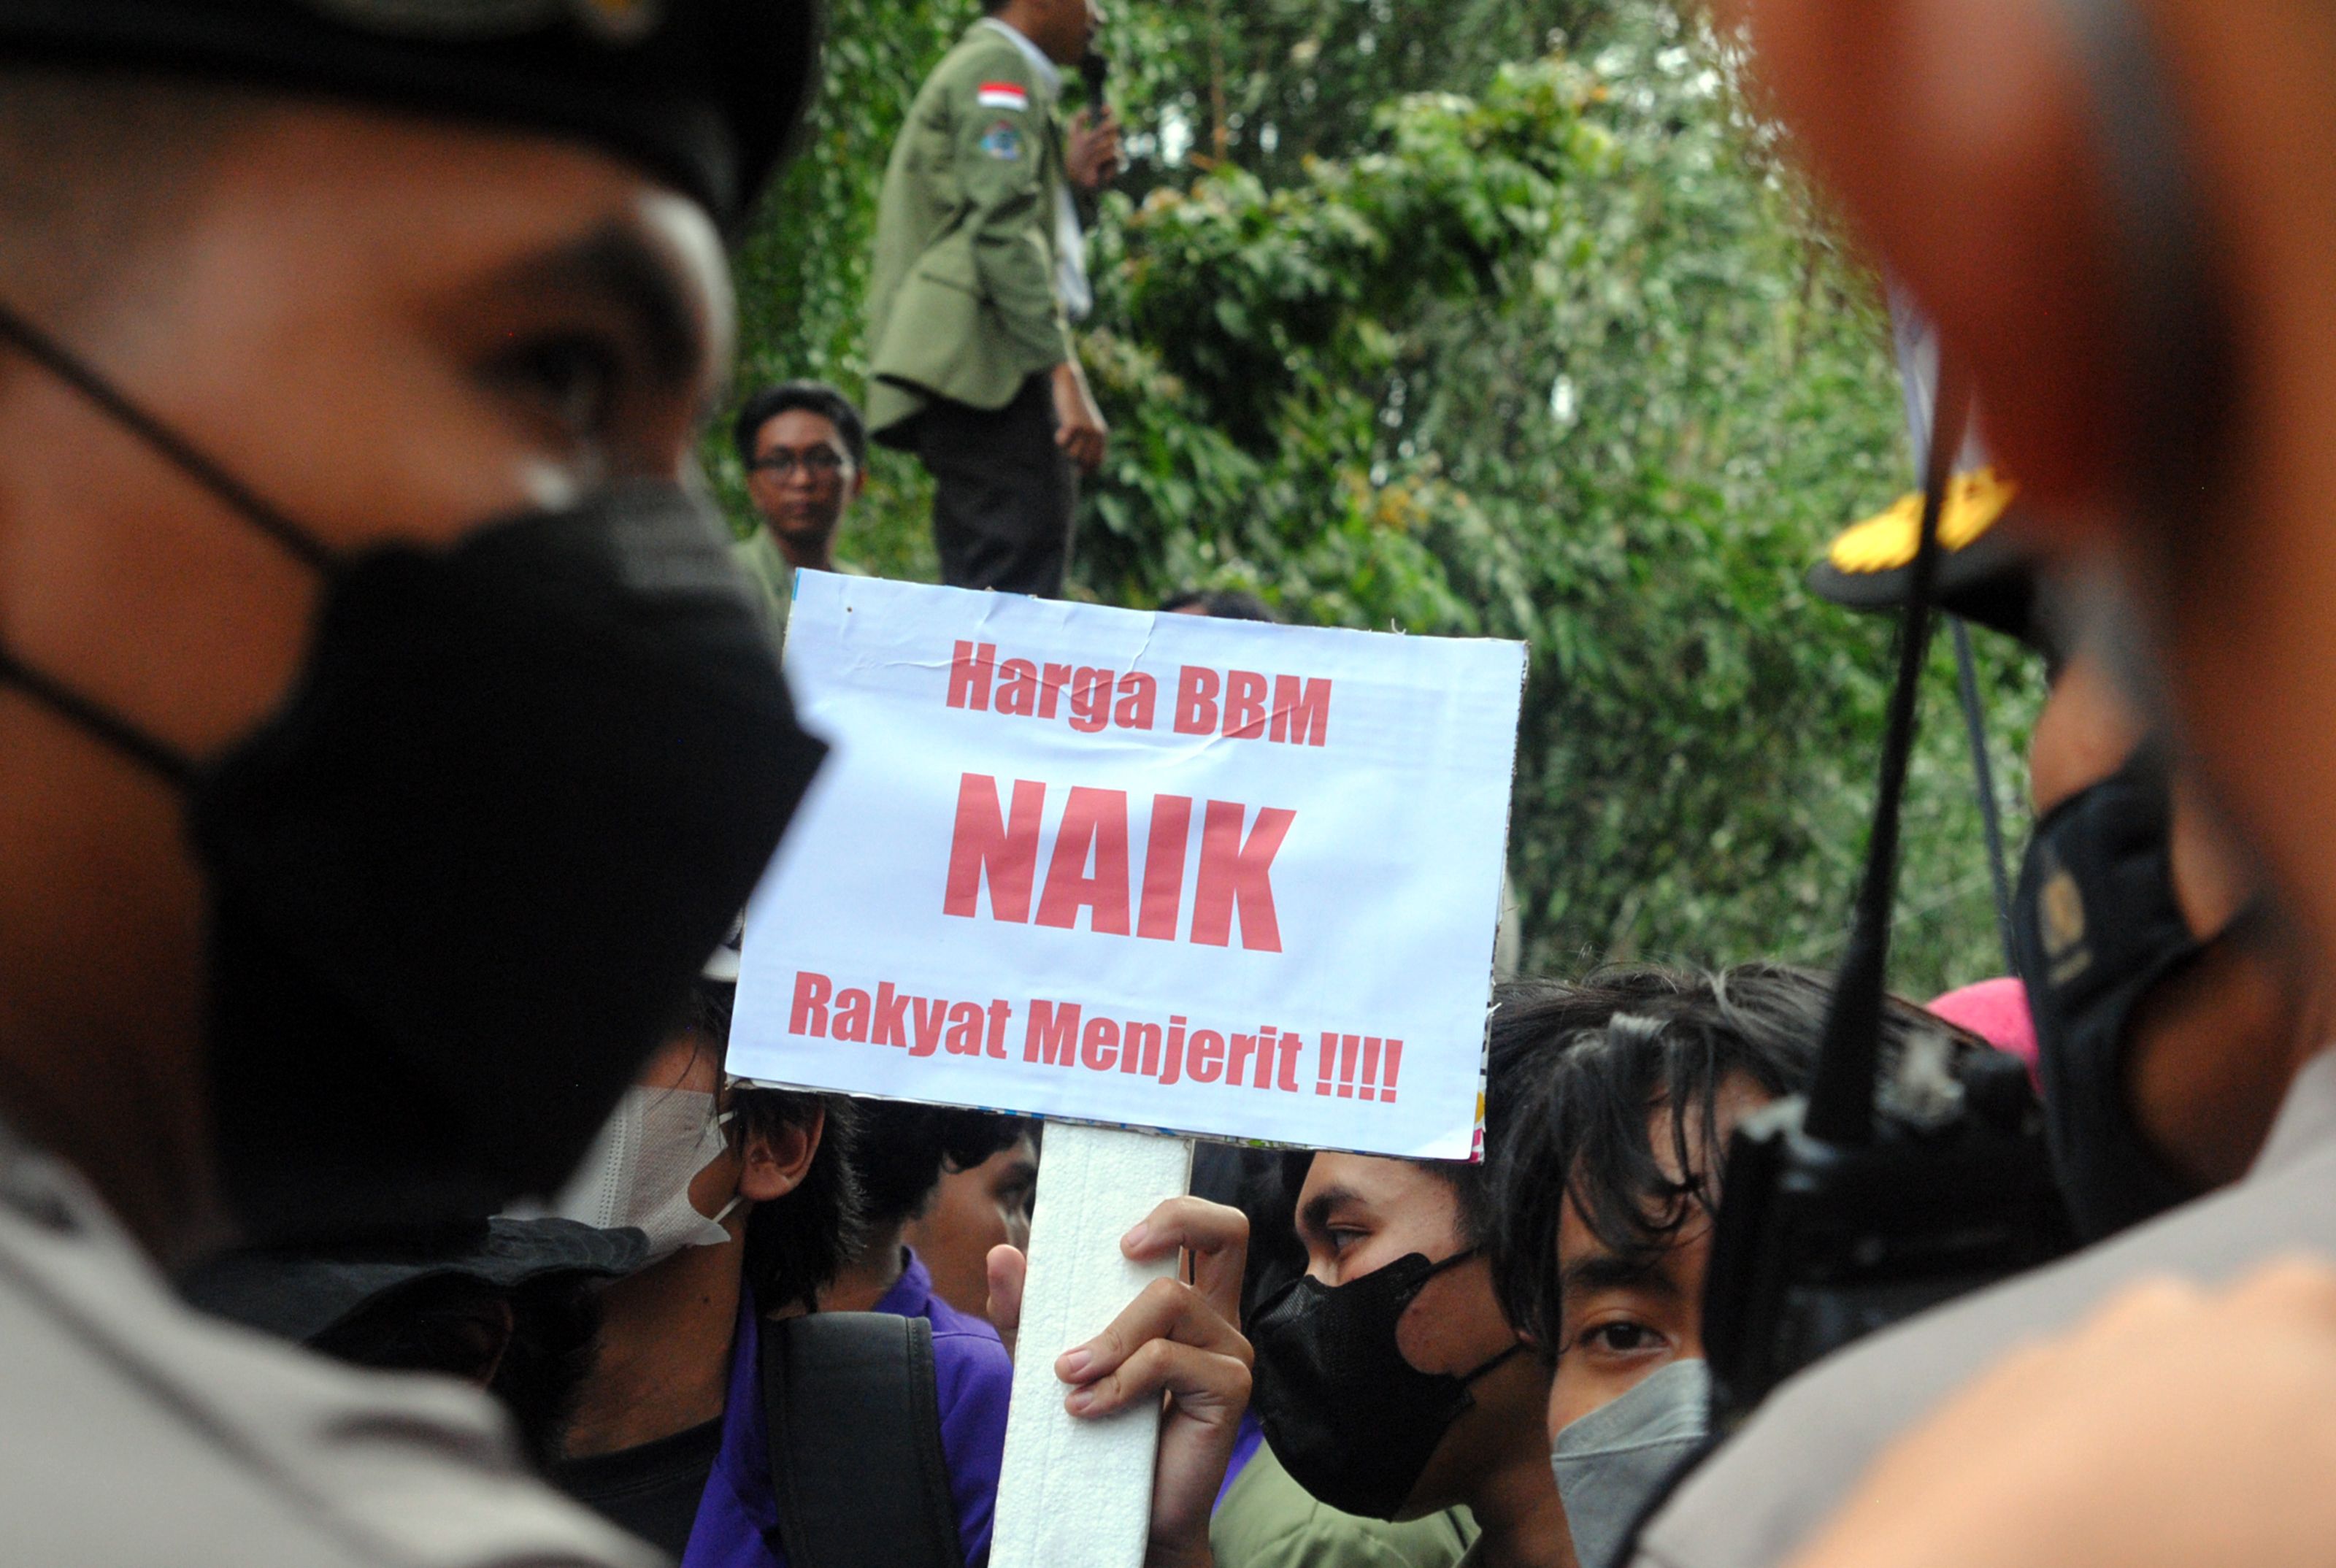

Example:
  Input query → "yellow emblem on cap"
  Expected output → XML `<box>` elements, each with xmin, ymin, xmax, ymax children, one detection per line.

<box><xmin>1828</xmin><ymin>466</ymin><xmax>2019</xmax><ymax>575</ymax></box>
<box><xmin>2040</xmin><ymin>863</ymin><xmax>2092</xmax><ymax>986</ymax></box>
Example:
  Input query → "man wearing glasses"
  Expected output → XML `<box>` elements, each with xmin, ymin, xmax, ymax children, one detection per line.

<box><xmin>731</xmin><ymin>380</ymin><xmax>871</xmax><ymax>635</ymax></box>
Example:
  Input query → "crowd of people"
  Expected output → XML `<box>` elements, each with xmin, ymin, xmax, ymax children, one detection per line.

<box><xmin>3</xmin><ymin>1</ymin><xmax>2336</xmax><ymax>1567</ymax></box>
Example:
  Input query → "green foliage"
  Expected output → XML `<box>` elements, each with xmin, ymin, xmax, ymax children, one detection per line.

<box><xmin>719</xmin><ymin>0</ymin><xmax>2043</xmax><ymax>996</ymax></box>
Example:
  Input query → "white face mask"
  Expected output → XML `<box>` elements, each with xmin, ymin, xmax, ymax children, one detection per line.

<box><xmin>540</xmin><ymin>1085</ymin><xmax>741</xmax><ymax>1264</ymax></box>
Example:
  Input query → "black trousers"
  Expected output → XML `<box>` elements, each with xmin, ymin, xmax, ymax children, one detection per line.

<box><xmin>911</xmin><ymin>372</ymin><xmax>1077</xmax><ymax>598</ymax></box>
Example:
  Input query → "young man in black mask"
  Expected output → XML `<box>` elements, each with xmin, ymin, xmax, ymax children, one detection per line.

<box><xmin>0</xmin><ymin>4</ymin><xmax>826</xmax><ymax>1562</ymax></box>
<box><xmin>1246</xmin><ymin>984</ymin><xmax>1569</xmax><ymax>1568</ymax></box>
<box><xmin>1207</xmin><ymin>1137</ymin><xmax>1478</xmax><ymax>1568</ymax></box>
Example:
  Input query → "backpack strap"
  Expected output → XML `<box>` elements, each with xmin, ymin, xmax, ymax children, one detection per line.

<box><xmin>760</xmin><ymin>1310</ymin><xmax>967</xmax><ymax>1568</ymax></box>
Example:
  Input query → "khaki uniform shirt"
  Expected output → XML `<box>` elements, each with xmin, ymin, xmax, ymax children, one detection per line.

<box><xmin>0</xmin><ymin>1128</ymin><xmax>657</xmax><ymax>1568</ymax></box>
<box><xmin>732</xmin><ymin>526</ymin><xmax>798</xmax><ymax>641</ymax></box>
<box><xmin>1210</xmin><ymin>1440</ymin><xmax>1477</xmax><ymax>1568</ymax></box>
<box><xmin>864</xmin><ymin>21</ymin><xmax>1075</xmax><ymax>439</ymax></box>
<box><xmin>1632</xmin><ymin>1048</ymin><xmax>2336</xmax><ymax>1568</ymax></box>
<box><xmin>729</xmin><ymin>530</ymin><xmax>864</xmax><ymax>650</ymax></box>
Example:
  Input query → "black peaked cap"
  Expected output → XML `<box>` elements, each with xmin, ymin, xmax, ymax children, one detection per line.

<box><xmin>182</xmin><ymin>1215</ymin><xmax>650</xmax><ymax>1345</ymax></box>
<box><xmin>1807</xmin><ymin>524</ymin><xmax>2043</xmax><ymax>648</ymax></box>
<box><xmin>0</xmin><ymin>0</ymin><xmax>821</xmax><ymax>231</ymax></box>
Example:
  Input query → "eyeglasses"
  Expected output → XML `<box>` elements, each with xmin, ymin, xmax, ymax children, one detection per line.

<box><xmin>748</xmin><ymin>445</ymin><xmax>850</xmax><ymax>480</ymax></box>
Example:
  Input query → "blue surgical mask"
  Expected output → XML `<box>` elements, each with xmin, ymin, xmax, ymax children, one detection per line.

<box><xmin>1550</xmin><ymin>1358</ymin><xmax>1713</xmax><ymax>1568</ymax></box>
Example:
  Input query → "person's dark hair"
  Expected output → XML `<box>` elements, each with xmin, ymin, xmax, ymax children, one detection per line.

<box><xmin>685</xmin><ymin>977</ymin><xmax>867</xmax><ymax>1313</ymax></box>
<box><xmin>1424</xmin><ymin>972</ymin><xmax>1701</xmax><ymax>1253</ymax></box>
<box><xmin>1159</xmin><ymin>588</ymin><xmax>1278</xmax><ymax>623</ymax></box>
<box><xmin>1483</xmin><ymin>963</ymin><xmax>1985</xmax><ymax>1354</ymax></box>
<box><xmin>846</xmin><ymin>1100</ymin><xmax>1027</xmax><ymax>1232</ymax></box>
<box><xmin>1278</xmin><ymin>976</ymin><xmax>1667</xmax><ymax>1283</ymax></box>
<box><xmin>1194</xmin><ymin>1142</ymin><xmax>1307</xmax><ymax>1324</ymax></box>
<box><xmin>731</xmin><ymin>380</ymin><xmax>867</xmax><ymax>470</ymax></box>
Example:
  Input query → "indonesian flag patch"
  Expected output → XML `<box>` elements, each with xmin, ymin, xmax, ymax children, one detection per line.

<box><xmin>975</xmin><ymin>81</ymin><xmax>1031</xmax><ymax>110</ymax></box>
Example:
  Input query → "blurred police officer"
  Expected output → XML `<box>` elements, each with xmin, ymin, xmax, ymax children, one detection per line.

<box><xmin>1813</xmin><ymin>483</ymin><xmax>2327</xmax><ymax>1241</ymax></box>
<box><xmin>1630</xmin><ymin>2</ymin><xmax>2336</xmax><ymax>1567</ymax></box>
<box><xmin>0</xmin><ymin>1</ymin><xmax>827</xmax><ymax>1561</ymax></box>
<box><xmin>866</xmin><ymin>0</ymin><xmax>1118</xmax><ymax>597</ymax></box>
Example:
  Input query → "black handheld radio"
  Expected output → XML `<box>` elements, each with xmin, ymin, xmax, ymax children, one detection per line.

<box><xmin>1699</xmin><ymin>364</ymin><xmax>2076</xmax><ymax>1429</ymax></box>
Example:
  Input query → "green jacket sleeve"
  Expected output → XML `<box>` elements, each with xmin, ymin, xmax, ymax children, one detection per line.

<box><xmin>943</xmin><ymin>52</ymin><xmax>1073</xmax><ymax>366</ymax></box>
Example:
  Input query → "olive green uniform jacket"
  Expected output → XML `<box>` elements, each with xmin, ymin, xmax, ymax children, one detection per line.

<box><xmin>729</xmin><ymin>527</ymin><xmax>863</xmax><ymax>647</ymax></box>
<box><xmin>865</xmin><ymin>22</ymin><xmax>1074</xmax><ymax>442</ymax></box>
<box><xmin>1211</xmin><ymin>1442</ymin><xmax>1478</xmax><ymax>1568</ymax></box>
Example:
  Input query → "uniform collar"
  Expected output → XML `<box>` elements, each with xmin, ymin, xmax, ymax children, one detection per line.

<box><xmin>977</xmin><ymin>17</ymin><xmax>1063</xmax><ymax>100</ymax></box>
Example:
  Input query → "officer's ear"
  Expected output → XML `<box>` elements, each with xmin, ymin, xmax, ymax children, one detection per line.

<box><xmin>1724</xmin><ymin>0</ymin><xmax>2130</xmax><ymax>538</ymax></box>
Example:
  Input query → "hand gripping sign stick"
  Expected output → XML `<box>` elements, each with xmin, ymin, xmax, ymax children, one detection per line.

<box><xmin>731</xmin><ymin>574</ymin><xmax>1524</xmax><ymax>1568</ymax></box>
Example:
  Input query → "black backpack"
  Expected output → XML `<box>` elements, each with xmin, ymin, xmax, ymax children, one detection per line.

<box><xmin>758</xmin><ymin>1311</ymin><xmax>968</xmax><ymax>1568</ymax></box>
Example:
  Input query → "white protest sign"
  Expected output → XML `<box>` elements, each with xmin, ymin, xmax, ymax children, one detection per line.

<box><xmin>730</xmin><ymin>573</ymin><xmax>1525</xmax><ymax>1158</ymax></box>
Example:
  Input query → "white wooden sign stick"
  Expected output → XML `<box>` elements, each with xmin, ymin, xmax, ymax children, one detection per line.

<box><xmin>991</xmin><ymin>1122</ymin><xmax>1195</xmax><ymax>1568</ymax></box>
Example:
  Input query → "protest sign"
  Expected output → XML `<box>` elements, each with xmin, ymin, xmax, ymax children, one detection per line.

<box><xmin>731</xmin><ymin>574</ymin><xmax>1524</xmax><ymax>1568</ymax></box>
<box><xmin>729</xmin><ymin>573</ymin><xmax>1526</xmax><ymax>1158</ymax></box>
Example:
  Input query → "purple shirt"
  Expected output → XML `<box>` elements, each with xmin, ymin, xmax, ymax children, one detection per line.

<box><xmin>1214</xmin><ymin>1410</ymin><xmax>1267</xmax><ymax>1512</ymax></box>
<box><xmin>680</xmin><ymin>1259</ymin><xmax>1010</xmax><ymax>1568</ymax></box>
<box><xmin>873</xmin><ymin>1249</ymin><xmax>1011</xmax><ymax>1567</ymax></box>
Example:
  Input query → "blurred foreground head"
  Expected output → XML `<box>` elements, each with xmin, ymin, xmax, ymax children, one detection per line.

<box><xmin>1722</xmin><ymin>0</ymin><xmax>2336</xmax><ymax>976</ymax></box>
<box><xmin>0</xmin><ymin>1</ymin><xmax>826</xmax><ymax>1261</ymax></box>
<box><xmin>182</xmin><ymin>1215</ymin><xmax>647</xmax><ymax>1467</ymax></box>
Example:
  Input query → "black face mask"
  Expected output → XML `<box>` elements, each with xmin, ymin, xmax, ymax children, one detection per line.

<box><xmin>1249</xmin><ymin>1249</ymin><xmax>1523</xmax><ymax>1521</ymax></box>
<box><xmin>0</xmin><ymin>306</ymin><xmax>825</xmax><ymax>1247</ymax></box>
<box><xmin>2010</xmin><ymin>744</ymin><xmax>2203</xmax><ymax>1242</ymax></box>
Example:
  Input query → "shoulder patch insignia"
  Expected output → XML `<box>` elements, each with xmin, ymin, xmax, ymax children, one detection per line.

<box><xmin>976</xmin><ymin>81</ymin><xmax>1031</xmax><ymax>111</ymax></box>
<box><xmin>979</xmin><ymin>121</ymin><xmax>1024</xmax><ymax>161</ymax></box>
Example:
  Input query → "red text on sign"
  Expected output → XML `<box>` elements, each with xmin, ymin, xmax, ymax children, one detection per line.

<box><xmin>1023</xmin><ymin>1002</ymin><xmax>1306</xmax><ymax>1089</ymax></box>
<box><xmin>1313</xmin><ymin>1031</ymin><xmax>1405</xmax><ymax>1102</ymax></box>
<box><xmin>780</xmin><ymin>971</ymin><xmax>1405</xmax><ymax>1108</ymax></box>
<box><xmin>788</xmin><ymin>970</ymin><xmax>1013</xmax><ymax>1058</ymax></box>
<box><xmin>1172</xmin><ymin>665</ymin><xmax>1332</xmax><ymax>746</ymax></box>
<box><xmin>943</xmin><ymin>774</ymin><xmax>1295</xmax><ymax>952</ymax></box>
<box><xmin>947</xmin><ymin>642</ymin><xmax>1156</xmax><ymax>732</ymax></box>
<box><xmin>945</xmin><ymin>642</ymin><xmax>1331</xmax><ymax>746</ymax></box>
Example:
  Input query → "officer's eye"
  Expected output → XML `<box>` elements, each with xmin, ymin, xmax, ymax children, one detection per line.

<box><xmin>489</xmin><ymin>330</ymin><xmax>623</xmax><ymax>441</ymax></box>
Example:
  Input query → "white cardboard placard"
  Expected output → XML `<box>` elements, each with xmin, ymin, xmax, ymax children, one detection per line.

<box><xmin>731</xmin><ymin>574</ymin><xmax>1524</xmax><ymax>1160</ymax></box>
